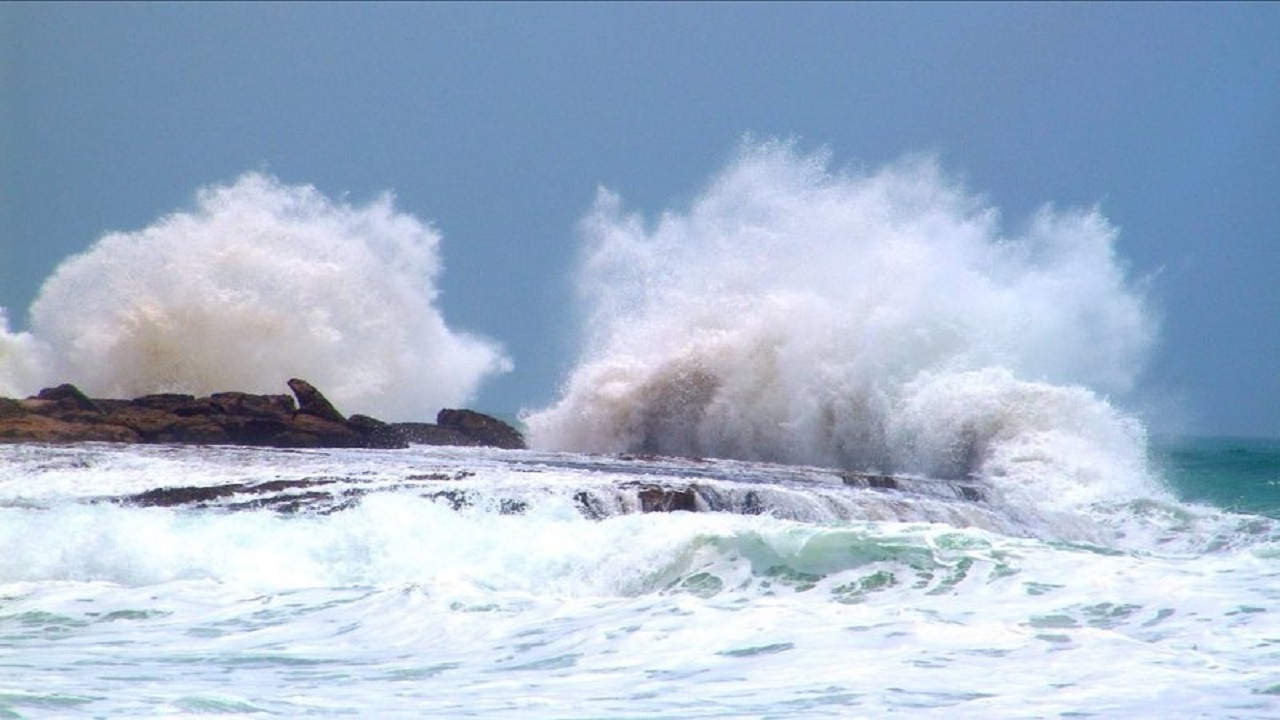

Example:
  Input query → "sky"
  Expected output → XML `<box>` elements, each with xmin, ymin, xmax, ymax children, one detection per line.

<box><xmin>1</xmin><ymin>2</ymin><xmax>1277</xmax><ymax>437</ymax></box>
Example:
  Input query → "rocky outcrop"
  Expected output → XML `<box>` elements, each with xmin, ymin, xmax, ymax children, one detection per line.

<box><xmin>287</xmin><ymin>378</ymin><xmax>346</xmax><ymax>424</ymax></box>
<box><xmin>435</xmin><ymin>408</ymin><xmax>525</xmax><ymax>450</ymax></box>
<box><xmin>390</xmin><ymin>410</ymin><xmax>526</xmax><ymax>450</ymax></box>
<box><xmin>393</xmin><ymin>422</ymin><xmax>481</xmax><ymax>446</ymax></box>
<box><xmin>107</xmin><ymin>464</ymin><xmax>987</xmax><ymax>521</ymax></box>
<box><xmin>0</xmin><ymin>379</ymin><xmax>526</xmax><ymax>450</ymax></box>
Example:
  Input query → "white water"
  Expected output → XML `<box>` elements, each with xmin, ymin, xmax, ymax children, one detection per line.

<box><xmin>528</xmin><ymin>141</ymin><xmax>1159</xmax><ymax>518</ymax></box>
<box><xmin>0</xmin><ymin>144</ymin><xmax>1160</xmax><ymax>515</ymax></box>
<box><xmin>1</xmin><ymin>443</ymin><xmax>1278</xmax><ymax>718</ymax></box>
<box><xmin>7</xmin><ymin>145</ymin><xmax>1267</xmax><ymax>716</ymax></box>
<box><xmin>1</xmin><ymin>173</ymin><xmax>509</xmax><ymax>420</ymax></box>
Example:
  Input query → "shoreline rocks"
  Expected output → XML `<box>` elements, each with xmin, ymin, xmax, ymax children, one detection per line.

<box><xmin>0</xmin><ymin>379</ymin><xmax>525</xmax><ymax>450</ymax></box>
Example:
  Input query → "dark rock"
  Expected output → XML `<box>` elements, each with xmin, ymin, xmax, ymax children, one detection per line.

<box><xmin>393</xmin><ymin>422</ymin><xmax>480</xmax><ymax>447</ymax></box>
<box><xmin>174</xmin><ymin>402</ymin><xmax>219</xmax><ymax>418</ymax></box>
<box><xmin>225</xmin><ymin>416</ymin><xmax>291</xmax><ymax>445</ymax></box>
<box><xmin>128</xmin><ymin>394</ymin><xmax>198</xmax><ymax>411</ymax></box>
<box><xmin>347</xmin><ymin>414</ymin><xmax>409</xmax><ymax>449</ymax></box>
<box><xmin>0</xmin><ymin>378</ymin><xmax>517</xmax><ymax>451</ymax></box>
<box><xmin>867</xmin><ymin>475</ymin><xmax>898</xmax><ymax>490</ymax></box>
<box><xmin>128</xmin><ymin>477</ymin><xmax>351</xmax><ymax>511</ymax></box>
<box><xmin>120</xmin><ymin>392</ymin><xmax>222</xmax><ymax>430</ymax></box>
<box><xmin>209</xmin><ymin>392</ymin><xmax>296</xmax><ymax>418</ymax></box>
<box><xmin>157</xmin><ymin>418</ymin><xmax>233</xmax><ymax>445</ymax></box>
<box><xmin>574</xmin><ymin>490</ymin><xmax>610</xmax><ymax>520</ymax></box>
<box><xmin>35</xmin><ymin>384</ymin><xmax>103</xmax><ymax>413</ymax></box>
<box><xmin>93</xmin><ymin>399</ymin><xmax>131</xmax><ymax>414</ymax></box>
<box><xmin>840</xmin><ymin>472</ymin><xmax>899</xmax><ymax>491</ymax></box>
<box><xmin>436</xmin><ymin>408</ymin><xmax>525</xmax><ymax>449</ymax></box>
<box><xmin>131</xmin><ymin>483</ymin><xmax>244</xmax><ymax>507</ymax></box>
<box><xmin>288</xmin><ymin>378</ymin><xmax>345</xmax><ymax>424</ymax></box>
<box><xmin>0</xmin><ymin>413</ymin><xmax>139</xmax><ymax>443</ymax></box>
<box><xmin>635</xmin><ymin>484</ymin><xmax>699</xmax><ymax>512</ymax></box>
<box><xmin>108</xmin><ymin>405</ymin><xmax>182</xmax><ymax>440</ymax></box>
<box><xmin>0</xmin><ymin>398</ymin><xmax>25</xmax><ymax>419</ymax></box>
<box><xmin>277</xmin><ymin>412</ymin><xmax>363</xmax><ymax>448</ymax></box>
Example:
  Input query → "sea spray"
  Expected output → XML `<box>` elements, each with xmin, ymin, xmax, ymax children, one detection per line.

<box><xmin>12</xmin><ymin>173</ymin><xmax>510</xmax><ymax>419</ymax></box>
<box><xmin>0</xmin><ymin>309</ymin><xmax>44</xmax><ymax>398</ymax></box>
<box><xmin>528</xmin><ymin>140</ymin><xmax>1160</xmax><ymax>510</ymax></box>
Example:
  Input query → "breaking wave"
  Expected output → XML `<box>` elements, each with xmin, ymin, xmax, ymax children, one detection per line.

<box><xmin>527</xmin><ymin>140</ymin><xmax>1160</xmax><ymax>508</ymax></box>
<box><xmin>2</xmin><ymin>173</ymin><xmax>510</xmax><ymax>420</ymax></box>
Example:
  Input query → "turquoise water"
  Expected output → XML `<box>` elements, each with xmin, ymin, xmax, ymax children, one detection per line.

<box><xmin>1155</xmin><ymin>436</ymin><xmax>1280</xmax><ymax>518</ymax></box>
<box><xmin>2</xmin><ymin>440</ymin><xmax>1280</xmax><ymax>717</ymax></box>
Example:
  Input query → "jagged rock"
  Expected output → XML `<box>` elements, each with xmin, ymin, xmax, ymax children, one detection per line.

<box><xmin>287</xmin><ymin>378</ymin><xmax>345</xmax><ymax>424</ymax></box>
<box><xmin>0</xmin><ymin>379</ymin><xmax>516</xmax><ymax>450</ymax></box>
<box><xmin>436</xmin><ymin>408</ymin><xmax>525</xmax><ymax>449</ymax></box>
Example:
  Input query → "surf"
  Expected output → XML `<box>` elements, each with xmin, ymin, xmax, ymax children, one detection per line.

<box><xmin>527</xmin><ymin>140</ymin><xmax>1161</xmax><ymax>518</ymax></box>
<box><xmin>0</xmin><ymin>173</ymin><xmax>510</xmax><ymax>420</ymax></box>
<box><xmin>0</xmin><ymin>140</ymin><xmax>1170</xmax><ymax>531</ymax></box>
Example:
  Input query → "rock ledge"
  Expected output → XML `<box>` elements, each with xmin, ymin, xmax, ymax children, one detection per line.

<box><xmin>0</xmin><ymin>379</ymin><xmax>524</xmax><ymax>450</ymax></box>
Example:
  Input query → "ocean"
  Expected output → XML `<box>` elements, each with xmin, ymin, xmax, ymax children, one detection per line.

<box><xmin>1</xmin><ymin>438</ymin><xmax>1278</xmax><ymax>718</ymax></box>
<box><xmin>0</xmin><ymin>142</ymin><xmax>1274</xmax><ymax>717</ymax></box>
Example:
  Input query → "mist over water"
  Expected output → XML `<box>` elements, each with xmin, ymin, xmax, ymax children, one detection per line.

<box><xmin>528</xmin><ymin>141</ymin><xmax>1159</xmax><ymax>507</ymax></box>
<box><xmin>1</xmin><ymin>173</ymin><xmax>510</xmax><ymax>420</ymax></box>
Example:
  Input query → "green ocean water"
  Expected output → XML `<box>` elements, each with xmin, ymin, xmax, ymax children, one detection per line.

<box><xmin>1153</xmin><ymin>435</ymin><xmax>1280</xmax><ymax>518</ymax></box>
<box><xmin>4</xmin><ymin>441</ymin><xmax>1280</xmax><ymax>717</ymax></box>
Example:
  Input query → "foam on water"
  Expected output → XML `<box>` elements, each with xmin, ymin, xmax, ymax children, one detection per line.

<box><xmin>2</xmin><ymin>173</ymin><xmax>509</xmax><ymax>419</ymax></box>
<box><xmin>2</xmin><ymin>480</ymin><xmax>1279</xmax><ymax>717</ymax></box>
<box><xmin>1</xmin><ymin>444</ymin><xmax>1278</xmax><ymax>717</ymax></box>
<box><xmin>1</xmin><ymin>144</ymin><xmax>1274</xmax><ymax>717</ymax></box>
<box><xmin>528</xmin><ymin>140</ymin><xmax>1160</xmax><ymax>514</ymax></box>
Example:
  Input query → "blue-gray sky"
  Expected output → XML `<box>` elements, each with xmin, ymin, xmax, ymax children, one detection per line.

<box><xmin>2</xmin><ymin>2</ymin><xmax>1277</xmax><ymax>436</ymax></box>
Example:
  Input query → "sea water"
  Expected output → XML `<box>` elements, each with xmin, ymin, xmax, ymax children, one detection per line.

<box><xmin>0</xmin><ymin>441</ymin><xmax>1278</xmax><ymax>718</ymax></box>
<box><xmin>1</xmin><ymin>141</ymin><xmax>1276</xmax><ymax>717</ymax></box>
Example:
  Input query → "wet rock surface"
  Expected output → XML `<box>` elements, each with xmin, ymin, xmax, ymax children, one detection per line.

<box><xmin>97</xmin><ymin>450</ymin><xmax>990</xmax><ymax>525</ymax></box>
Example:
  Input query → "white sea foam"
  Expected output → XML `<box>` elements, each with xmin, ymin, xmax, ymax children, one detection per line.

<box><xmin>527</xmin><ymin>140</ymin><xmax>1159</xmax><ymax>510</ymax></box>
<box><xmin>7</xmin><ymin>173</ymin><xmax>510</xmax><ymax>419</ymax></box>
<box><xmin>1</xmin><ymin>444</ymin><xmax>1276</xmax><ymax>717</ymax></box>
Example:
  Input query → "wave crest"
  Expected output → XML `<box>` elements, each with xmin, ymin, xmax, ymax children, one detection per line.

<box><xmin>527</xmin><ymin>141</ymin><xmax>1158</xmax><ymax>505</ymax></box>
<box><xmin>18</xmin><ymin>173</ymin><xmax>510</xmax><ymax>419</ymax></box>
